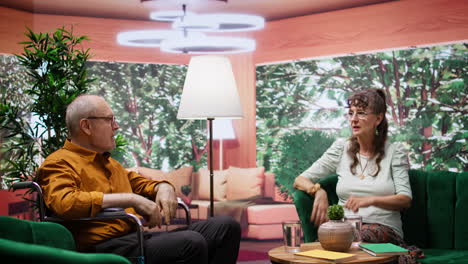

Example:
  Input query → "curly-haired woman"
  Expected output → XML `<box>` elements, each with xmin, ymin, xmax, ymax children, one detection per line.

<box><xmin>294</xmin><ymin>88</ymin><xmax>422</xmax><ymax>263</ymax></box>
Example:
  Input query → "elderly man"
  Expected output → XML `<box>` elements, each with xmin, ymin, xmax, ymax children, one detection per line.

<box><xmin>37</xmin><ymin>94</ymin><xmax>240</xmax><ymax>264</ymax></box>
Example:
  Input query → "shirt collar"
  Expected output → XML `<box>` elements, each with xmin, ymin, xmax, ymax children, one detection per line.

<box><xmin>63</xmin><ymin>139</ymin><xmax>111</xmax><ymax>161</ymax></box>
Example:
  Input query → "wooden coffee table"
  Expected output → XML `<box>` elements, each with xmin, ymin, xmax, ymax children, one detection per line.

<box><xmin>268</xmin><ymin>242</ymin><xmax>397</xmax><ymax>264</ymax></box>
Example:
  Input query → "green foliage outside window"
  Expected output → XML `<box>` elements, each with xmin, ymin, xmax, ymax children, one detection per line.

<box><xmin>273</xmin><ymin>130</ymin><xmax>335</xmax><ymax>199</ymax></box>
<box><xmin>257</xmin><ymin>43</ymin><xmax>467</xmax><ymax>197</ymax></box>
<box><xmin>86</xmin><ymin>61</ymin><xmax>208</xmax><ymax>170</ymax></box>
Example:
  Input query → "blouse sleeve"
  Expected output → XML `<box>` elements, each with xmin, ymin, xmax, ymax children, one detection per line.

<box><xmin>391</xmin><ymin>142</ymin><xmax>412</xmax><ymax>199</ymax></box>
<box><xmin>300</xmin><ymin>138</ymin><xmax>346</xmax><ymax>183</ymax></box>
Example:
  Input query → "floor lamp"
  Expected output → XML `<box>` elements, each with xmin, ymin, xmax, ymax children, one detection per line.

<box><xmin>177</xmin><ymin>56</ymin><xmax>243</xmax><ymax>217</ymax></box>
<box><xmin>213</xmin><ymin>119</ymin><xmax>236</xmax><ymax>171</ymax></box>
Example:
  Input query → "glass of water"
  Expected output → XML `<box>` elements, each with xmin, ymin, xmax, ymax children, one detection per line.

<box><xmin>345</xmin><ymin>215</ymin><xmax>362</xmax><ymax>247</ymax></box>
<box><xmin>282</xmin><ymin>221</ymin><xmax>302</xmax><ymax>252</ymax></box>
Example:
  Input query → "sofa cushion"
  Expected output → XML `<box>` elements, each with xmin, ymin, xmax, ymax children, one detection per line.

<box><xmin>426</xmin><ymin>170</ymin><xmax>457</xmax><ymax>249</ymax></box>
<box><xmin>226</xmin><ymin>167</ymin><xmax>265</xmax><ymax>200</ymax></box>
<box><xmin>402</xmin><ymin>170</ymin><xmax>428</xmax><ymax>248</ymax></box>
<box><xmin>245</xmin><ymin>204</ymin><xmax>298</xmax><ymax>225</ymax></box>
<box><xmin>241</xmin><ymin>224</ymin><xmax>284</xmax><ymax>240</ymax></box>
<box><xmin>135</xmin><ymin>166</ymin><xmax>193</xmax><ymax>198</ymax></box>
<box><xmin>454</xmin><ymin>171</ymin><xmax>468</xmax><ymax>249</ymax></box>
<box><xmin>420</xmin><ymin>248</ymin><xmax>468</xmax><ymax>264</ymax></box>
<box><xmin>196</xmin><ymin>168</ymin><xmax>228</xmax><ymax>201</ymax></box>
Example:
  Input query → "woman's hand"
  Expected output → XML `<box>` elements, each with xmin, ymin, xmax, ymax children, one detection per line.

<box><xmin>345</xmin><ymin>194</ymin><xmax>411</xmax><ymax>212</ymax></box>
<box><xmin>344</xmin><ymin>195</ymin><xmax>374</xmax><ymax>213</ymax></box>
<box><xmin>311</xmin><ymin>189</ymin><xmax>329</xmax><ymax>227</ymax></box>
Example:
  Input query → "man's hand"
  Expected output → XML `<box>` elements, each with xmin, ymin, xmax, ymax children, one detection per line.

<box><xmin>131</xmin><ymin>195</ymin><xmax>163</xmax><ymax>228</ymax></box>
<box><xmin>155</xmin><ymin>183</ymin><xmax>177</xmax><ymax>225</ymax></box>
<box><xmin>102</xmin><ymin>193</ymin><xmax>162</xmax><ymax>228</ymax></box>
<box><xmin>344</xmin><ymin>195</ymin><xmax>374</xmax><ymax>213</ymax></box>
<box><xmin>311</xmin><ymin>189</ymin><xmax>329</xmax><ymax>227</ymax></box>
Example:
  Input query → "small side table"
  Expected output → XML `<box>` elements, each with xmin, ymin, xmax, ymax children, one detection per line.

<box><xmin>269</xmin><ymin>242</ymin><xmax>397</xmax><ymax>264</ymax></box>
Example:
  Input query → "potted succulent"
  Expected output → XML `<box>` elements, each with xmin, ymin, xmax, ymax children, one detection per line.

<box><xmin>317</xmin><ymin>204</ymin><xmax>354</xmax><ymax>252</ymax></box>
<box><xmin>181</xmin><ymin>185</ymin><xmax>192</xmax><ymax>205</ymax></box>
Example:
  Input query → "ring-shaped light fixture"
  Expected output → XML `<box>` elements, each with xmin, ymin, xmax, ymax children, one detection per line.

<box><xmin>160</xmin><ymin>36</ymin><xmax>255</xmax><ymax>54</ymax></box>
<box><xmin>172</xmin><ymin>15</ymin><xmax>219</xmax><ymax>31</ymax></box>
<box><xmin>172</xmin><ymin>13</ymin><xmax>265</xmax><ymax>32</ymax></box>
<box><xmin>117</xmin><ymin>30</ymin><xmax>205</xmax><ymax>47</ymax></box>
<box><xmin>204</xmin><ymin>14</ymin><xmax>265</xmax><ymax>32</ymax></box>
<box><xmin>149</xmin><ymin>10</ymin><xmax>195</xmax><ymax>22</ymax></box>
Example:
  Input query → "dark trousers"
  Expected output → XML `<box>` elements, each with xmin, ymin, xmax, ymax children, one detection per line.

<box><xmin>94</xmin><ymin>216</ymin><xmax>241</xmax><ymax>264</ymax></box>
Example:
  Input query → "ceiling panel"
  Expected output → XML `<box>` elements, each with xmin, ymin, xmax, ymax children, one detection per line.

<box><xmin>0</xmin><ymin>0</ymin><xmax>394</xmax><ymax>21</ymax></box>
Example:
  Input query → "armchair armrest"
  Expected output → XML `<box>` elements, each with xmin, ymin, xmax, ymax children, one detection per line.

<box><xmin>292</xmin><ymin>174</ymin><xmax>339</xmax><ymax>243</ymax></box>
<box><xmin>0</xmin><ymin>238</ymin><xmax>130</xmax><ymax>264</ymax></box>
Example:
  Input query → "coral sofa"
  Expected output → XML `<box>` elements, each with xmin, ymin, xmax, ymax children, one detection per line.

<box><xmin>293</xmin><ymin>170</ymin><xmax>468</xmax><ymax>264</ymax></box>
<box><xmin>135</xmin><ymin>166</ymin><xmax>299</xmax><ymax>239</ymax></box>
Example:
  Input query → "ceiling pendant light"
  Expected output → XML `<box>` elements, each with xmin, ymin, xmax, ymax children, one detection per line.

<box><xmin>160</xmin><ymin>36</ymin><xmax>255</xmax><ymax>54</ymax></box>
<box><xmin>118</xmin><ymin>2</ymin><xmax>263</xmax><ymax>53</ymax></box>
<box><xmin>117</xmin><ymin>30</ymin><xmax>205</xmax><ymax>47</ymax></box>
<box><xmin>149</xmin><ymin>10</ymin><xmax>195</xmax><ymax>22</ymax></box>
<box><xmin>173</xmin><ymin>14</ymin><xmax>265</xmax><ymax>32</ymax></box>
<box><xmin>172</xmin><ymin>14</ymin><xmax>219</xmax><ymax>31</ymax></box>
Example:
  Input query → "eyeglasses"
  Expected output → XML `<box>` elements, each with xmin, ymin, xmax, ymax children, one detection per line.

<box><xmin>345</xmin><ymin>111</ymin><xmax>371</xmax><ymax>120</ymax></box>
<box><xmin>86</xmin><ymin>116</ymin><xmax>117</xmax><ymax>126</ymax></box>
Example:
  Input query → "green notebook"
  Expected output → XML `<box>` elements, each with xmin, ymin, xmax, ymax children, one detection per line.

<box><xmin>359</xmin><ymin>243</ymin><xmax>408</xmax><ymax>256</ymax></box>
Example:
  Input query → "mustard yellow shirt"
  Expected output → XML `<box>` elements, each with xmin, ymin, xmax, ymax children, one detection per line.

<box><xmin>37</xmin><ymin>140</ymin><xmax>166</xmax><ymax>251</ymax></box>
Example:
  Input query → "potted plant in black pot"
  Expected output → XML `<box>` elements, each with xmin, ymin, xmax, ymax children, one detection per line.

<box><xmin>318</xmin><ymin>204</ymin><xmax>354</xmax><ymax>252</ymax></box>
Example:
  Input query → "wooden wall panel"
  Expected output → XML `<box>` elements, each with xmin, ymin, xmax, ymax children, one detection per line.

<box><xmin>224</xmin><ymin>54</ymin><xmax>257</xmax><ymax>169</ymax></box>
<box><xmin>253</xmin><ymin>0</ymin><xmax>468</xmax><ymax>64</ymax></box>
<box><xmin>0</xmin><ymin>8</ymin><xmax>32</xmax><ymax>56</ymax></box>
<box><xmin>0</xmin><ymin>7</ymin><xmax>191</xmax><ymax>64</ymax></box>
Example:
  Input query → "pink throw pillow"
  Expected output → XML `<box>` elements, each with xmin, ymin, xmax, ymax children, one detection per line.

<box><xmin>196</xmin><ymin>168</ymin><xmax>228</xmax><ymax>201</ymax></box>
<box><xmin>226</xmin><ymin>167</ymin><xmax>265</xmax><ymax>200</ymax></box>
<box><xmin>134</xmin><ymin>166</ymin><xmax>193</xmax><ymax>198</ymax></box>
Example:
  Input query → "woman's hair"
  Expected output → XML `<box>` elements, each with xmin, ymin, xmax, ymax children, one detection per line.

<box><xmin>346</xmin><ymin>88</ymin><xmax>388</xmax><ymax>176</ymax></box>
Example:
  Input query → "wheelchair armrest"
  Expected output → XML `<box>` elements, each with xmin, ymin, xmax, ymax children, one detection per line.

<box><xmin>177</xmin><ymin>197</ymin><xmax>191</xmax><ymax>225</ymax></box>
<box><xmin>11</xmin><ymin>181</ymin><xmax>36</xmax><ymax>190</ymax></box>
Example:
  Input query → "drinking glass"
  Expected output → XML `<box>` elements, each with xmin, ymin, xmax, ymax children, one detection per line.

<box><xmin>345</xmin><ymin>215</ymin><xmax>362</xmax><ymax>247</ymax></box>
<box><xmin>282</xmin><ymin>221</ymin><xmax>302</xmax><ymax>252</ymax></box>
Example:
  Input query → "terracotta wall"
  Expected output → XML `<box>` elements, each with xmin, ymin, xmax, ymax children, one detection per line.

<box><xmin>253</xmin><ymin>0</ymin><xmax>468</xmax><ymax>64</ymax></box>
<box><xmin>1</xmin><ymin>0</ymin><xmax>467</xmax><ymax>169</ymax></box>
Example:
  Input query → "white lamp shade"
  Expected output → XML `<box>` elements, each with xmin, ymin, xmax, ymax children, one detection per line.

<box><xmin>177</xmin><ymin>56</ymin><xmax>243</xmax><ymax>119</ymax></box>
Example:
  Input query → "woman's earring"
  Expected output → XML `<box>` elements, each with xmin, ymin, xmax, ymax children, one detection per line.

<box><xmin>375</xmin><ymin>128</ymin><xmax>379</xmax><ymax>136</ymax></box>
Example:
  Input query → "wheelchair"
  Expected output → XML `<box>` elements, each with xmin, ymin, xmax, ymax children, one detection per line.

<box><xmin>11</xmin><ymin>181</ymin><xmax>191</xmax><ymax>264</ymax></box>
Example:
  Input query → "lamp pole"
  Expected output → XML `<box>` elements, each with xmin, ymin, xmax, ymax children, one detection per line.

<box><xmin>208</xmin><ymin>118</ymin><xmax>214</xmax><ymax>217</ymax></box>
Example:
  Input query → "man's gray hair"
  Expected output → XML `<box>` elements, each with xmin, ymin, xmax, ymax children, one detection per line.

<box><xmin>66</xmin><ymin>94</ymin><xmax>102</xmax><ymax>137</ymax></box>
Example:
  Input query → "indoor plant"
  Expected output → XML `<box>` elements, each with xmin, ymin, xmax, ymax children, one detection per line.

<box><xmin>181</xmin><ymin>185</ymin><xmax>192</xmax><ymax>205</ymax></box>
<box><xmin>0</xmin><ymin>27</ymin><xmax>93</xmax><ymax>189</ymax></box>
<box><xmin>317</xmin><ymin>204</ymin><xmax>354</xmax><ymax>252</ymax></box>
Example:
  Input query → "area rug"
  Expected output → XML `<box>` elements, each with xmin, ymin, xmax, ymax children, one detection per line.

<box><xmin>237</xmin><ymin>249</ymin><xmax>269</xmax><ymax>261</ymax></box>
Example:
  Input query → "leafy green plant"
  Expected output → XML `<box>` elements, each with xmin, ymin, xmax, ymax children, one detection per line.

<box><xmin>327</xmin><ymin>204</ymin><xmax>344</xmax><ymax>221</ymax></box>
<box><xmin>0</xmin><ymin>27</ymin><xmax>94</xmax><ymax>187</ymax></box>
<box><xmin>181</xmin><ymin>185</ymin><xmax>191</xmax><ymax>196</ymax></box>
<box><xmin>273</xmin><ymin>130</ymin><xmax>335</xmax><ymax>199</ymax></box>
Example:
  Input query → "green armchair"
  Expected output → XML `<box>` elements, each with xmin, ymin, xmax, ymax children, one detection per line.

<box><xmin>0</xmin><ymin>216</ymin><xmax>130</xmax><ymax>264</ymax></box>
<box><xmin>293</xmin><ymin>170</ymin><xmax>468</xmax><ymax>264</ymax></box>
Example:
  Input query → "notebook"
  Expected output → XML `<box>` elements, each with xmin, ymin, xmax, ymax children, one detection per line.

<box><xmin>294</xmin><ymin>249</ymin><xmax>356</xmax><ymax>263</ymax></box>
<box><xmin>359</xmin><ymin>243</ymin><xmax>408</xmax><ymax>256</ymax></box>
